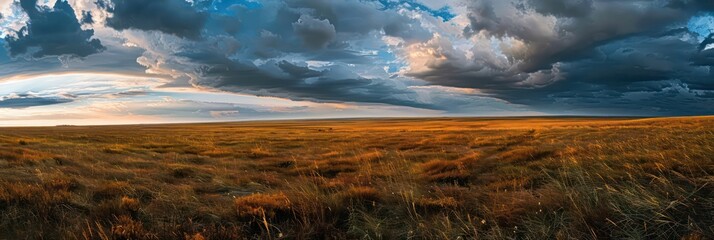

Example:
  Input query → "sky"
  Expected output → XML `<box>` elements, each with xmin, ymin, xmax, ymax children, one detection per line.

<box><xmin>0</xmin><ymin>0</ymin><xmax>713</xmax><ymax>125</ymax></box>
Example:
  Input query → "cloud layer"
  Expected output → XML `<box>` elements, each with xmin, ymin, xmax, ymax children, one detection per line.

<box><xmin>5</xmin><ymin>0</ymin><xmax>103</xmax><ymax>58</ymax></box>
<box><xmin>0</xmin><ymin>0</ymin><xmax>713</xmax><ymax>118</ymax></box>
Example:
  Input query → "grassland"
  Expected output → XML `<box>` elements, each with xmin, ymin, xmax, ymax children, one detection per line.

<box><xmin>0</xmin><ymin>117</ymin><xmax>712</xmax><ymax>239</ymax></box>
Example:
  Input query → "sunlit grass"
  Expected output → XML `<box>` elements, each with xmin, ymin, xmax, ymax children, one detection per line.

<box><xmin>0</xmin><ymin>117</ymin><xmax>712</xmax><ymax>239</ymax></box>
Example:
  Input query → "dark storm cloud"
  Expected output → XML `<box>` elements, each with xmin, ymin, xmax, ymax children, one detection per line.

<box><xmin>463</xmin><ymin>0</ymin><xmax>689</xmax><ymax>74</ymax></box>
<box><xmin>4</xmin><ymin>0</ymin><xmax>104</xmax><ymax>58</ymax></box>
<box><xmin>563</xmin><ymin>31</ymin><xmax>712</xmax><ymax>88</ymax></box>
<box><xmin>214</xmin><ymin>0</ymin><xmax>430</xmax><ymax>60</ymax></box>
<box><xmin>480</xmin><ymin>28</ymin><xmax>714</xmax><ymax>115</ymax></box>
<box><xmin>0</xmin><ymin>40</ymin><xmax>9</xmax><ymax>63</ymax></box>
<box><xmin>138</xmin><ymin>0</ymin><xmax>712</xmax><ymax>115</ymax></box>
<box><xmin>0</xmin><ymin>42</ymin><xmax>147</xmax><ymax>78</ymax></box>
<box><xmin>668</xmin><ymin>0</ymin><xmax>714</xmax><ymax>11</ymax></box>
<box><xmin>403</xmin><ymin>0</ymin><xmax>714</xmax><ymax>115</ymax></box>
<box><xmin>187</xmin><ymin>51</ymin><xmax>436</xmax><ymax>109</ymax></box>
<box><xmin>283</xmin><ymin>0</ymin><xmax>431</xmax><ymax>42</ymax></box>
<box><xmin>101</xmin><ymin>0</ymin><xmax>208</xmax><ymax>39</ymax></box>
<box><xmin>292</xmin><ymin>15</ymin><xmax>336</xmax><ymax>50</ymax></box>
<box><xmin>0</xmin><ymin>95</ymin><xmax>72</xmax><ymax>109</ymax></box>
<box><xmin>692</xmin><ymin>47</ymin><xmax>714</xmax><ymax>68</ymax></box>
<box><xmin>527</xmin><ymin>0</ymin><xmax>593</xmax><ymax>17</ymax></box>
<box><xmin>131</xmin><ymin>0</ymin><xmax>448</xmax><ymax>110</ymax></box>
<box><xmin>81</xmin><ymin>11</ymin><xmax>94</xmax><ymax>24</ymax></box>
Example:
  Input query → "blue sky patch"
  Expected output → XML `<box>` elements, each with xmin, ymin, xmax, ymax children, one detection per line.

<box><xmin>206</xmin><ymin>0</ymin><xmax>263</xmax><ymax>12</ymax></box>
<box><xmin>688</xmin><ymin>14</ymin><xmax>714</xmax><ymax>41</ymax></box>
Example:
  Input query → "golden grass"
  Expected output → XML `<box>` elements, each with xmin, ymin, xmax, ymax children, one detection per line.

<box><xmin>234</xmin><ymin>192</ymin><xmax>293</xmax><ymax>219</ymax></box>
<box><xmin>0</xmin><ymin>116</ymin><xmax>711</xmax><ymax>239</ymax></box>
<box><xmin>419</xmin><ymin>159</ymin><xmax>470</xmax><ymax>184</ymax></box>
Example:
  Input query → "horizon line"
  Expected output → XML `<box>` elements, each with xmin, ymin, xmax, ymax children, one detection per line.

<box><xmin>2</xmin><ymin>114</ymin><xmax>710</xmax><ymax>128</ymax></box>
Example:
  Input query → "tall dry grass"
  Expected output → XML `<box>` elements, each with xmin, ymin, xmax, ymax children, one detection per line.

<box><xmin>0</xmin><ymin>117</ymin><xmax>711</xmax><ymax>239</ymax></box>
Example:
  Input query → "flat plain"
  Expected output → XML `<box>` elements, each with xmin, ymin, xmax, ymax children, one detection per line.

<box><xmin>0</xmin><ymin>117</ymin><xmax>712</xmax><ymax>239</ymax></box>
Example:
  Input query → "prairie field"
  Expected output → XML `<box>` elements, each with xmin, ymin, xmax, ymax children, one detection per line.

<box><xmin>0</xmin><ymin>117</ymin><xmax>712</xmax><ymax>239</ymax></box>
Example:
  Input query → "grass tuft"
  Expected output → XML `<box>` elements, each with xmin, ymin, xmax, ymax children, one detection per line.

<box><xmin>234</xmin><ymin>192</ymin><xmax>293</xmax><ymax>219</ymax></box>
